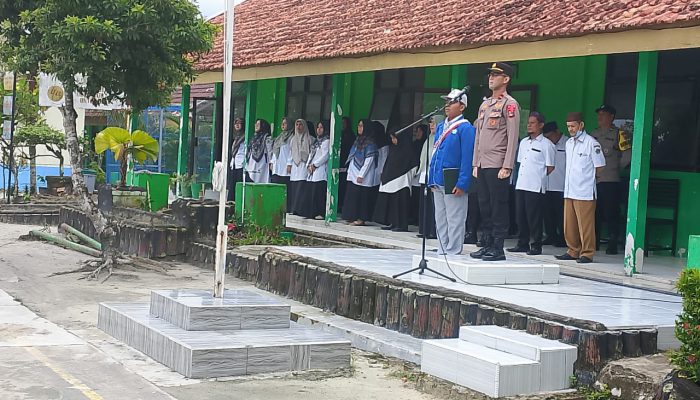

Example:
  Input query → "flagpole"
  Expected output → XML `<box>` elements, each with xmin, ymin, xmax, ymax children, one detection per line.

<box><xmin>214</xmin><ymin>0</ymin><xmax>236</xmax><ymax>298</ymax></box>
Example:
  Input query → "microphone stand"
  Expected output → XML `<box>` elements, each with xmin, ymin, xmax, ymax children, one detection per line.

<box><xmin>392</xmin><ymin>105</ymin><xmax>456</xmax><ymax>282</ymax></box>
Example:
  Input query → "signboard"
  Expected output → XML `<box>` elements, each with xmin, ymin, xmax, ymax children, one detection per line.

<box><xmin>39</xmin><ymin>73</ymin><xmax>125</xmax><ymax>110</ymax></box>
<box><xmin>3</xmin><ymin>95</ymin><xmax>12</xmax><ymax>116</ymax></box>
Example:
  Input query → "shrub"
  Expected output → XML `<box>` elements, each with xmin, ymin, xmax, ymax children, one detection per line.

<box><xmin>671</xmin><ymin>268</ymin><xmax>700</xmax><ymax>382</ymax></box>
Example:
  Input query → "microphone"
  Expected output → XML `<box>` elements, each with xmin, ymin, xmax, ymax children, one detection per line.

<box><xmin>455</xmin><ymin>85</ymin><xmax>470</xmax><ymax>98</ymax></box>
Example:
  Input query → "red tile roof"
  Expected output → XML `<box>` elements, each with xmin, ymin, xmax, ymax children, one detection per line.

<box><xmin>195</xmin><ymin>0</ymin><xmax>700</xmax><ymax>72</ymax></box>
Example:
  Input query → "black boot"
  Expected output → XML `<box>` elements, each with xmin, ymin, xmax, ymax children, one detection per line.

<box><xmin>470</xmin><ymin>236</ymin><xmax>493</xmax><ymax>259</ymax></box>
<box><xmin>483</xmin><ymin>238</ymin><xmax>506</xmax><ymax>261</ymax></box>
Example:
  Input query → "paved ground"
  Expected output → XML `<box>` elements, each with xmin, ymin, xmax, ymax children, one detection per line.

<box><xmin>0</xmin><ymin>223</ymin><xmax>438</xmax><ymax>400</ymax></box>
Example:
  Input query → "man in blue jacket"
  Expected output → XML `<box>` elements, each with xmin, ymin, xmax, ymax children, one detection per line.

<box><xmin>428</xmin><ymin>89</ymin><xmax>476</xmax><ymax>255</ymax></box>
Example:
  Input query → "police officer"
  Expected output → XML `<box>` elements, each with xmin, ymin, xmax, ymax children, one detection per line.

<box><xmin>470</xmin><ymin>62</ymin><xmax>520</xmax><ymax>262</ymax></box>
<box><xmin>507</xmin><ymin>112</ymin><xmax>555</xmax><ymax>256</ymax></box>
<box><xmin>591</xmin><ymin>105</ymin><xmax>630</xmax><ymax>255</ymax></box>
<box><xmin>542</xmin><ymin>121</ymin><xmax>567</xmax><ymax>248</ymax></box>
<box><xmin>556</xmin><ymin>112</ymin><xmax>606</xmax><ymax>263</ymax></box>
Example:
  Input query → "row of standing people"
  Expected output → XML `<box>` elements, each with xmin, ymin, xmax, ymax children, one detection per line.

<box><xmin>227</xmin><ymin>117</ymin><xmax>330</xmax><ymax>219</ymax></box>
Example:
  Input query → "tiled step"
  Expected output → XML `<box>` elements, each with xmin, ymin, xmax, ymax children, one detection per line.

<box><xmin>98</xmin><ymin>303</ymin><xmax>350</xmax><ymax>378</ymax></box>
<box><xmin>421</xmin><ymin>339</ymin><xmax>541</xmax><ymax>397</ymax></box>
<box><xmin>411</xmin><ymin>255</ymin><xmax>559</xmax><ymax>284</ymax></box>
<box><xmin>149</xmin><ymin>289</ymin><xmax>291</xmax><ymax>331</ymax></box>
<box><xmin>459</xmin><ymin>325</ymin><xmax>577</xmax><ymax>391</ymax></box>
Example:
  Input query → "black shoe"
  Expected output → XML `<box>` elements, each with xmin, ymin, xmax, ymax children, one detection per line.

<box><xmin>507</xmin><ymin>246</ymin><xmax>530</xmax><ymax>253</ymax></box>
<box><xmin>464</xmin><ymin>232</ymin><xmax>478</xmax><ymax>245</ymax></box>
<box><xmin>381</xmin><ymin>225</ymin><xmax>394</xmax><ymax>231</ymax></box>
<box><xmin>555</xmin><ymin>253</ymin><xmax>577</xmax><ymax>261</ymax></box>
<box><xmin>483</xmin><ymin>248</ymin><xmax>506</xmax><ymax>262</ymax></box>
<box><xmin>577</xmin><ymin>256</ymin><xmax>593</xmax><ymax>264</ymax></box>
<box><xmin>416</xmin><ymin>234</ymin><xmax>424</xmax><ymax>238</ymax></box>
<box><xmin>392</xmin><ymin>227</ymin><xmax>408</xmax><ymax>232</ymax></box>
<box><xmin>527</xmin><ymin>247</ymin><xmax>542</xmax><ymax>255</ymax></box>
<box><xmin>470</xmin><ymin>247</ymin><xmax>490</xmax><ymax>259</ymax></box>
<box><xmin>606</xmin><ymin>247</ymin><xmax>618</xmax><ymax>255</ymax></box>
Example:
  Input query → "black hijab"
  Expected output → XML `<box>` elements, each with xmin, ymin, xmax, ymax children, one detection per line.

<box><xmin>248</xmin><ymin>119</ymin><xmax>271</xmax><ymax>162</ymax></box>
<box><xmin>372</xmin><ymin>121</ymin><xmax>389</xmax><ymax>148</ymax></box>
<box><xmin>231</xmin><ymin>117</ymin><xmax>246</xmax><ymax>157</ymax></box>
<box><xmin>412</xmin><ymin>124</ymin><xmax>428</xmax><ymax>165</ymax></box>
<box><xmin>348</xmin><ymin>119</ymin><xmax>378</xmax><ymax>170</ymax></box>
<box><xmin>340</xmin><ymin>117</ymin><xmax>355</xmax><ymax>164</ymax></box>
<box><xmin>309</xmin><ymin>120</ymin><xmax>330</xmax><ymax>161</ymax></box>
<box><xmin>381</xmin><ymin>130</ymin><xmax>418</xmax><ymax>185</ymax></box>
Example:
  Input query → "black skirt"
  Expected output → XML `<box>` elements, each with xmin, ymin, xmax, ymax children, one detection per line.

<box><xmin>342</xmin><ymin>182</ymin><xmax>378</xmax><ymax>222</ymax></box>
<box><xmin>271</xmin><ymin>175</ymin><xmax>292</xmax><ymax>211</ymax></box>
<box><xmin>289</xmin><ymin>180</ymin><xmax>308</xmax><ymax>215</ymax></box>
<box><xmin>300</xmin><ymin>180</ymin><xmax>327</xmax><ymax>219</ymax></box>
<box><xmin>227</xmin><ymin>168</ymin><xmax>244</xmax><ymax>201</ymax></box>
<box><xmin>418</xmin><ymin>184</ymin><xmax>436</xmax><ymax>237</ymax></box>
<box><xmin>372</xmin><ymin>187</ymin><xmax>411</xmax><ymax>230</ymax></box>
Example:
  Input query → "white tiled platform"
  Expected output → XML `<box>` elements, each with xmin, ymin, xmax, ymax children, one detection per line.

<box><xmin>281</xmin><ymin>247</ymin><xmax>681</xmax><ymax>341</ymax></box>
<box><xmin>459</xmin><ymin>326</ymin><xmax>577</xmax><ymax>391</ymax></box>
<box><xmin>422</xmin><ymin>325</ymin><xmax>577</xmax><ymax>397</ymax></box>
<box><xmin>411</xmin><ymin>254</ymin><xmax>559</xmax><ymax>284</ymax></box>
<box><xmin>98</xmin><ymin>303</ymin><xmax>350</xmax><ymax>378</ymax></box>
<box><xmin>422</xmin><ymin>338</ymin><xmax>541</xmax><ymax>397</ymax></box>
<box><xmin>150</xmin><ymin>289</ymin><xmax>291</xmax><ymax>331</ymax></box>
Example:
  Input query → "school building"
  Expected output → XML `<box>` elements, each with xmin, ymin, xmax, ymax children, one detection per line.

<box><xmin>175</xmin><ymin>0</ymin><xmax>700</xmax><ymax>276</ymax></box>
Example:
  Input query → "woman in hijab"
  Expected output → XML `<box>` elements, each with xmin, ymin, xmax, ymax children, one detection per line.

<box><xmin>300</xmin><ymin>120</ymin><xmax>330</xmax><ymax>219</ymax></box>
<box><xmin>373</xmin><ymin>121</ymin><xmax>390</xmax><ymax>188</ymax></box>
<box><xmin>270</xmin><ymin>117</ymin><xmax>295</xmax><ymax>209</ymax></box>
<box><xmin>372</xmin><ymin>127</ymin><xmax>418</xmax><ymax>232</ymax></box>
<box><xmin>416</xmin><ymin>115</ymin><xmax>443</xmax><ymax>239</ymax></box>
<box><xmin>409</xmin><ymin>124</ymin><xmax>429</xmax><ymax>226</ymax></box>
<box><xmin>228</xmin><ymin>117</ymin><xmax>246</xmax><ymax>201</ymax></box>
<box><xmin>288</xmin><ymin>119</ymin><xmax>313</xmax><ymax>215</ymax></box>
<box><xmin>338</xmin><ymin>117</ymin><xmax>354</xmax><ymax>213</ymax></box>
<box><xmin>245</xmin><ymin>118</ymin><xmax>272</xmax><ymax>183</ymax></box>
<box><xmin>342</xmin><ymin>119</ymin><xmax>379</xmax><ymax>226</ymax></box>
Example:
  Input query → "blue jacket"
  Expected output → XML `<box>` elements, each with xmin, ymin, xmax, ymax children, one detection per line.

<box><xmin>428</xmin><ymin>117</ymin><xmax>476</xmax><ymax>192</ymax></box>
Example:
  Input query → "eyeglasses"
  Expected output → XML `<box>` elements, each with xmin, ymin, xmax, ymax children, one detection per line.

<box><xmin>488</xmin><ymin>72</ymin><xmax>506</xmax><ymax>78</ymax></box>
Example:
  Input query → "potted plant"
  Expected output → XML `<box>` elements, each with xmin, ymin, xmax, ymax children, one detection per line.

<box><xmin>94</xmin><ymin>127</ymin><xmax>159</xmax><ymax>209</ymax></box>
<box><xmin>170</xmin><ymin>173</ymin><xmax>198</xmax><ymax>198</ymax></box>
<box><xmin>668</xmin><ymin>268</ymin><xmax>700</xmax><ymax>395</ymax></box>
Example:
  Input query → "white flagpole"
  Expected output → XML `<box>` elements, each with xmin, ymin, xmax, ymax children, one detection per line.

<box><xmin>214</xmin><ymin>0</ymin><xmax>236</xmax><ymax>298</ymax></box>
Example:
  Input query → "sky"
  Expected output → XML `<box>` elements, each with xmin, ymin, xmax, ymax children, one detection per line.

<box><xmin>193</xmin><ymin>0</ymin><xmax>224</xmax><ymax>19</ymax></box>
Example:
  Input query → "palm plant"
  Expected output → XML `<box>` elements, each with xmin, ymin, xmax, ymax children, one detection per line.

<box><xmin>94</xmin><ymin>127</ymin><xmax>159</xmax><ymax>188</ymax></box>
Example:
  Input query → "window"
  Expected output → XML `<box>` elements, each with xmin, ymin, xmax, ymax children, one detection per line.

<box><xmin>286</xmin><ymin>75</ymin><xmax>332</xmax><ymax>125</ymax></box>
<box><xmin>606</xmin><ymin>49</ymin><xmax>700</xmax><ymax>171</ymax></box>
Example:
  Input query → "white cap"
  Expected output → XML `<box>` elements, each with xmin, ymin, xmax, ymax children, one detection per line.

<box><xmin>440</xmin><ymin>88</ymin><xmax>468</xmax><ymax>107</ymax></box>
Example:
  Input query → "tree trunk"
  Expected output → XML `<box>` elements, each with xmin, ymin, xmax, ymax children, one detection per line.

<box><xmin>29</xmin><ymin>146</ymin><xmax>36</xmax><ymax>195</ymax></box>
<box><xmin>59</xmin><ymin>155</ymin><xmax>64</xmax><ymax>177</ymax></box>
<box><xmin>60</xmin><ymin>83</ymin><xmax>118</xmax><ymax>262</ymax></box>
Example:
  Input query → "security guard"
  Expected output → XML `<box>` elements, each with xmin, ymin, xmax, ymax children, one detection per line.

<box><xmin>470</xmin><ymin>62</ymin><xmax>520</xmax><ymax>262</ymax></box>
<box><xmin>591</xmin><ymin>104</ymin><xmax>630</xmax><ymax>255</ymax></box>
<box><xmin>507</xmin><ymin>112</ymin><xmax>555</xmax><ymax>255</ymax></box>
<box><xmin>556</xmin><ymin>112</ymin><xmax>606</xmax><ymax>264</ymax></box>
<box><xmin>543</xmin><ymin>122</ymin><xmax>567</xmax><ymax>248</ymax></box>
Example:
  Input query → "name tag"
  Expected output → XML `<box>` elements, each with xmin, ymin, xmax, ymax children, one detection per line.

<box><xmin>531</xmin><ymin>148</ymin><xmax>541</xmax><ymax>153</ymax></box>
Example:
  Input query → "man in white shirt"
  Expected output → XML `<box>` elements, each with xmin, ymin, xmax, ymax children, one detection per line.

<box><xmin>555</xmin><ymin>112</ymin><xmax>606</xmax><ymax>264</ymax></box>
<box><xmin>507</xmin><ymin>112</ymin><xmax>554</xmax><ymax>255</ymax></box>
<box><xmin>542</xmin><ymin>122</ymin><xmax>567</xmax><ymax>248</ymax></box>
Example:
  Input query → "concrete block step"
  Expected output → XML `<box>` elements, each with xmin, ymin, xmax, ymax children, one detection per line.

<box><xmin>411</xmin><ymin>255</ymin><xmax>559</xmax><ymax>285</ymax></box>
<box><xmin>149</xmin><ymin>289</ymin><xmax>291</xmax><ymax>331</ymax></box>
<box><xmin>98</xmin><ymin>302</ymin><xmax>350</xmax><ymax>379</ymax></box>
<box><xmin>459</xmin><ymin>325</ymin><xmax>577</xmax><ymax>391</ymax></box>
<box><xmin>421</xmin><ymin>339</ymin><xmax>540</xmax><ymax>397</ymax></box>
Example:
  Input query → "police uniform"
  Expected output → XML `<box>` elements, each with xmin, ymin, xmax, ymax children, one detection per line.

<box><xmin>563</xmin><ymin>130</ymin><xmax>606</xmax><ymax>261</ymax></box>
<box><xmin>510</xmin><ymin>133</ymin><xmax>555</xmax><ymax>254</ymax></box>
<box><xmin>543</xmin><ymin>128</ymin><xmax>567</xmax><ymax>247</ymax></box>
<box><xmin>591</xmin><ymin>113</ymin><xmax>631</xmax><ymax>254</ymax></box>
<box><xmin>471</xmin><ymin>62</ymin><xmax>520</xmax><ymax>260</ymax></box>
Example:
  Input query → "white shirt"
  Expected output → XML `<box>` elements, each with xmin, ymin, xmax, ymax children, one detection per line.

<box><xmin>515</xmin><ymin>134</ymin><xmax>555</xmax><ymax>194</ymax></box>
<box><xmin>564</xmin><ymin>131</ymin><xmax>606</xmax><ymax>200</ymax></box>
<box><xmin>307</xmin><ymin>139</ymin><xmax>330</xmax><ymax>182</ymax></box>
<box><xmin>288</xmin><ymin>145</ymin><xmax>309</xmax><ymax>182</ymax></box>
<box><xmin>546</xmin><ymin>135</ymin><xmax>567</xmax><ymax>192</ymax></box>
<box><xmin>347</xmin><ymin>156</ymin><xmax>377</xmax><ymax>187</ymax></box>
<box><xmin>246</xmin><ymin>153</ymin><xmax>270</xmax><ymax>183</ymax></box>
<box><xmin>230</xmin><ymin>145</ymin><xmax>246</xmax><ymax>170</ymax></box>
<box><xmin>271</xmin><ymin>142</ymin><xmax>291</xmax><ymax>177</ymax></box>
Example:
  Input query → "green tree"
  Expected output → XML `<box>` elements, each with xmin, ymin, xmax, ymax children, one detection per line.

<box><xmin>15</xmin><ymin>122</ymin><xmax>66</xmax><ymax>175</ymax></box>
<box><xmin>0</xmin><ymin>0</ymin><xmax>215</xmax><ymax>277</ymax></box>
